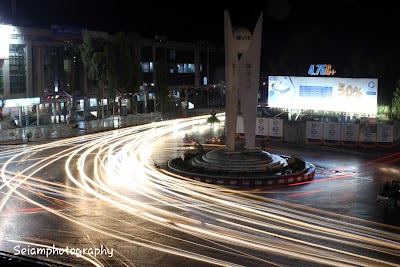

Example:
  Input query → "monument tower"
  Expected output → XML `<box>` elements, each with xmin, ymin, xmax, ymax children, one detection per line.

<box><xmin>224</xmin><ymin>9</ymin><xmax>263</xmax><ymax>151</ymax></box>
<box><xmin>166</xmin><ymin>10</ymin><xmax>315</xmax><ymax>185</ymax></box>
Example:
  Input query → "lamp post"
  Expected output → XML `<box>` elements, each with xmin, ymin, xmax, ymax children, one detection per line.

<box><xmin>115</xmin><ymin>89</ymin><xmax>122</xmax><ymax>128</ymax></box>
<box><xmin>63</xmin><ymin>91</ymin><xmax>72</xmax><ymax>125</ymax></box>
<box><xmin>220</xmin><ymin>81</ymin><xmax>224</xmax><ymax>106</ymax></box>
<box><xmin>141</xmin><ymin>82</ymin><xmax>147</xmax><ymax>114</ymax></box>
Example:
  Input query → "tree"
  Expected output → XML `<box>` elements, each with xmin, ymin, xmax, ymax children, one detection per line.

<box><xmin>153</xmin><ymin>59</ymin><xmax>169</xmax><ymax>114</ymax></box>
<box><xmin>80</xmin><ymin>31</ymin><xmax>109</xmax><ymax>124</ymax></box>
<box><xmin>107</xmin><ymin>32</ymin><xmax>134</xmax><ymax>94</ymax></box>
<box><xmin>130</xmin><ymin>60</ymin><xmax>143</xmax><ymax>113</ymax></box>
<box><xmin>105</xmin><ymin>32</ymin><xmax>133</xmax><ymax>123</ymax></box>
<box><xmin>80</xmin><ymin>31</ymin><xmax>141</xmax><ymax>124</ymax></box>
<box><xmin>207</xmin><ymin>109</ymin><xmax>220</xmax><ymax>124</ymax></box>
<box><xmin>390</xmin><ymin>79</ymin><xmax>400</xmax><ymax>122</ymax></box>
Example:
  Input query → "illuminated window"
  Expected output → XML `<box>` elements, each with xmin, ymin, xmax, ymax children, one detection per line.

<box><xmin>9</xmin><ymin>44</ymin><xmax>26</xmax><ymax>94</ymax></box>
<box><xmin>184</xmin><ymin>63</ymin><xmax>195</xmax><ymax>73</ymax></box>
<box><xmin>176</xmin><ymin>63</ymin><xmax>196</xmax><ymax>73</ymax></box>
<box><xmin>141</xmin><ymin>62</ymin><xmax>154</xmax><ymax>73</ymax></box>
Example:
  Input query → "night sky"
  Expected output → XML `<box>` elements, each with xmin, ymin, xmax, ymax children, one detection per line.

<box><xmin>0</xmin><ymin>0</ymin><xmax>399</xmax><ymax>103</ymax></box>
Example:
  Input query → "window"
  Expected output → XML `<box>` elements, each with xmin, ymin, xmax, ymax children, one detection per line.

<box><xmin>141</xmin><ymin>62</ymin><xmax>154</xmax><ymax>73</ymax></box>
<box><xmin>9</xmin><ymin>44</ymin><xmax>26</xmax><ymax>94</ymax></box>
<box><xmin>169</xmin><ymin>49</ymin><xmax>176</xmax><ymax>60</ymax></box>
<box><xmin>177</xmin><ymin>63</ymin><xmax>195</xmax><ymax>74</ymax></box>
<box><xmin>169</xmin><ymin>63</ymin><xmax>179</xmax><ymax>74</ymax></box>
<box><xmin>43</xmin><ymin>46</ymin><xmax>77</xmax><ymax>94</ymax></box>
<box><xmin>184</xmin><ymin>63</ymin><xmax>195</xmax><ymax>73</ymax></box>
<box><xmin>10</xmin><ymin>34</ymin><xmax>30</xmax><ymax>41</ymax></box>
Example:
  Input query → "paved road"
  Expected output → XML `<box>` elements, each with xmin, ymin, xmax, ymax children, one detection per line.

<box><xmin>1</xmin><ymin>110</ymin><xmax>400</xmax><ymax>266</ymax></box>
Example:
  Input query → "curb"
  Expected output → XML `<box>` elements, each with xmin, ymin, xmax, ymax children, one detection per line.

<box><xmin>166</xmin><ymin>161</ymin><xmax>316</xmax><ymax>186</ymax></box>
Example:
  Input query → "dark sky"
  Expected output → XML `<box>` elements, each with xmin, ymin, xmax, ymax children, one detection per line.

<box><xmin>0</xmin><ymin>0</ymin><xmax>396</xmax><ymax>47</ymax></box>
<box><xmin>1</xmin><ymin>0</ymin><xmax>399</xmax><ymax>101</ymax></box>
<box><xmin>1</xmin><ymin>0</ymin><xmax>395</xmax><ymax>43</ymax></box>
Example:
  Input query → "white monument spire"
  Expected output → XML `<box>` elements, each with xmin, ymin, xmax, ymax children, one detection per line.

<box><xmin>224</xmin><ymin>10</ymin><xmax>263</xmax><ymax>151</ymax></box>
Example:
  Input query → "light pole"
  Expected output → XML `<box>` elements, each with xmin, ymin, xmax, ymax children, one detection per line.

<box><xmin>63</xmin><ymin>90</ymin><xmax>72</xmax><ymax>125</ymax></box>
<box><xmin>141</xmin><ymin>82</ymin><xmax>147</xmax><ymax>114</ymax></box>
<box><xmin>115</xmin><ymin>89</ymin><xmax>122</xmax><ymax>128</ymax></box>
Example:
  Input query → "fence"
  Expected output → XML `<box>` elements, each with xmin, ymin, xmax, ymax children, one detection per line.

<box><xmin>0</xmin><ymin>112</ymin><xmax>160</xmax><ymax>144</ymax></box>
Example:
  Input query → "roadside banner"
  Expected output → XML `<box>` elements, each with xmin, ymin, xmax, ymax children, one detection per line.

<box><xmin>255</xmin><ymin>118</ymin><xmax>269</xmax><ymax>139</ymax></box>
<box><xmin>268</xmin><ymin>118</ymin><xmax>283</xmax><ymax>141</ymax></box>
<box><xmin>305</xmin><ymin>121</ymin><xmax>323</xmax><ymax>144</ymax></box>
<box><xmin>377</xmin><ymin>124</ymin><xmax>394</xmax><ymax>147</ymax></box>
<box><xmin>340</xmin><ymin>123</ymin><xmax>359</xmax><ymax>146</ymax></box>
<box><xmin>323</xmin><ymin>122</ymin><xmax>341</xmax><ymax>146</ymax></box>
<box><xmin>359</xmin><ymin>123</ymin><xmax>377</xmax><ymax>147</ymax></box>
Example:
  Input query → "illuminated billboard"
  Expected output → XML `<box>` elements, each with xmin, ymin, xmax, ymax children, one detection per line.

<box><xmin>268</xmin><ymin>76</ymin><xmax>378</xmax><ymax>115</ymax></box>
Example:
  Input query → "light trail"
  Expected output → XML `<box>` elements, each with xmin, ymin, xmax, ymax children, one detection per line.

<box><xmin>0</xmin><ymin>114</ymin><xmax>399</xmax><ymax>267</ymax></box>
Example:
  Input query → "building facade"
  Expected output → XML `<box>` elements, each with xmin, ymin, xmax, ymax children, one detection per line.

<box><xmin>0</xmin><ymin>24</ymin><xmax>225</xmax><ymax>126</ymax></box>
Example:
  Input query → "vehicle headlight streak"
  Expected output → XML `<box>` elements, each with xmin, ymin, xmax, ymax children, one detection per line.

<box><xmin>1</xmin><ymin>114</ymin><xmax>399</xmax><ymax>267</ymax></box>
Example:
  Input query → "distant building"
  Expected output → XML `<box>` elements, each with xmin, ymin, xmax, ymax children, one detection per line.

<box><xmin>0</xmin><ymin>24</ymin><xmax>225</xmax><ymax>126</ymax></box>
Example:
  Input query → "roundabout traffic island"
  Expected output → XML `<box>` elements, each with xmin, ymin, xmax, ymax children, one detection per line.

<box><xmin>165</xmin><ymin>146</ymin><xmax>316</xmax><ymax>186</ymax></box>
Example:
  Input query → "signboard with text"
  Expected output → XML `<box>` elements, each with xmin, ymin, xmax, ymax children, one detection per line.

<box><xmin>255</xmin><ymin>118</ymin><xmax>269</xmax><ymax>136</ymax></box>
<box><xmin>305</xmin><ymin>121</ymin><xmax>323</xmax><ymax>139</ymax></box>
<box><xmin>268</xmin><ymin>76</ymin><xmax>378</xmax><ymax>115</ymax></box>
<box><xmin>358</xmin><ymin>124</ymin><xmax>377</xmax><ymax>142</ymax></box>
<box><xmin>377</xmin><ymin>124</ymin><xmax>393</xmax><ymax>143</ymax></box>
<box><xmin>323</xmin><ymin>122</ymin><xmax>341</xmax><ymax>141</ymax></box>
<box><xmin>236</xmin><ymin>117</ymin><xmax>283</xmax><ymax>138</ymax></box>
<box><xmin>267</xmin><ymin>118</ymin><xmax>283</xmax><ymax>138</ymax></box>
<box><xmin>340</xmin><ymin>123</ymin><xmax>359</xmax><ymax>142</ymax></box>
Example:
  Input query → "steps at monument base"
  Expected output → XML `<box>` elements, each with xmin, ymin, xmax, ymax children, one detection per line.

<box><xmin>190</xmin><ymin>149</ymin><xmax>287</xmax><ymax>173</ymax></box>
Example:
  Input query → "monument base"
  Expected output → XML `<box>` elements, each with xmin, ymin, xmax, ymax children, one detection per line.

<box><xmin>190</xmin><ymin>148</ymin><xmax>287</xmax><ymax>173</ymax></box>
<box><xmin>166</xmin><ymin>148</ymin><xmax>315</xmax><ymax>185</ymax></box>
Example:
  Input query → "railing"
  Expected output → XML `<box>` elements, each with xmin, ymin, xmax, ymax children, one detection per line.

<box><xmin>0</xmin><ymin>112</ymin><xmax>161</xmax><ymax>144</ymax></box>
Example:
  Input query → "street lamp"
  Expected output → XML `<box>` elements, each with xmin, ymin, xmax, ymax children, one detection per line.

<box><xmin>63</xmin><ymin>90</ymin><xmax>72</xmax><ymax>124</ymax></box>
<box><xmin>115</xmin><ymin>89</ymin><xmax>122</xmax><ymax>128</ymax></box>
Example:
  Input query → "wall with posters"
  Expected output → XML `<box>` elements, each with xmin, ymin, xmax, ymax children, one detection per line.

<box><xmin>236</xmin><ymin>116</ymin><xmax>283</xmax><ymax>140</ymax></box>
<box><xmin>322</xmin><ymin>122</ymin><xmax>341</xmax><ymax>146</ymax></box>
<box><xmin>236</xmin><ymin>116</ymin><xmax>396</xmax><ymax>148</ymax></box>
<box><xmin>305</xmin><ymin>121</ymin><xmax>394</xmax><ymax>147</ymax></box>
<box><xmin>305</xmin><ymin>121</ymin><xmax>324</xmax><ymax>145</ymax></box>
<box><xmin>340</xmin><ymin>123</ymin><xmax>359</xmax><ymax>146</ymax></box>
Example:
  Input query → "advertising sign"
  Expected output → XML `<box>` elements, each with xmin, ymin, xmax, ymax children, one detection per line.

<box><xmin>305</xmin><ymin>121</ymin><xmax>323</xmax><ymax>139</ymax></box>
<box><xmin>359</xmin><ymin>124</ymin><xmax>377</xmax><ymax>142</ymax></box>
<box><xmin>255</xmin><ymin>118</ymin><xmax>269</xmax><ymax>136</ymax></box>
<box><xmin>268</xmin><ymin>76</ymin><xmax>378</xmax><ymax>115</ymax></box>
<box><xmin>308</xmin><ymin>64</ymin><xmax>336</xmax><ymax>76</ymax></box>
<box><xmin>340</xmin><ymin>123</ymin><xmax>359</xmax><ymax>142</ymax></box>
<box><xmin>236</xmin><ymin>117</ymin><xmax>282</xmax><ymax>138</ymax></box>
<box><xmin>4</xmin><ymin>97</ymin><xmax>40</xmax><ymax>108</ymax></box>
<box><xmin>377</xmin><ymin>124</ymin><xmax>393</xmax><ymax>143</ymax></box>
<box><xmin>323</xmin><ymin>122</ymin><xmax>341</xmax><ymax>141</ymax></box>
<box><xmin>267</xmin><ymin>118</ymin><xmax>283</xmax><ymax>138</ymax></box>
<box><xmin>51</xmin><ymin>25</ymin><xmax>82</xmax><ymax>38</ymax></box>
